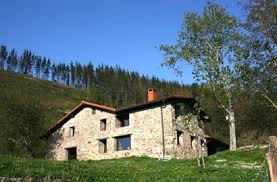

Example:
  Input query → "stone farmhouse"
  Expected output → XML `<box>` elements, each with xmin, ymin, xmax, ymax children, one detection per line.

<box><xmin>45</xmin><ymin>89</ymin><xmax>212</xmax><ymax>160</ymax></box>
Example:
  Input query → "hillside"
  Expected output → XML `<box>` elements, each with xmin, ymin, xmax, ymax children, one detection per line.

<box><xmin>0</xmin><ymin>70</ymin><xmax>192</xmax><ymax>127</ymax></box>
<box><xmin>0</xmin><ymin>148</ymin><xmax>269</xmax><ymax>181</ymax></box>
<box><xmin>0</xmin><ymin>70</ymin><xmax>87</xmax><ymax>125</ymax></box>
<box><xmin>0</xmin><ymin>70</ymin><xmax>196</xmax><ymax>157</ymax></box>
<box><xmin>0</xmin><ymin>70</ymin><xmax>276</xmax><ymax>149</ymax></box>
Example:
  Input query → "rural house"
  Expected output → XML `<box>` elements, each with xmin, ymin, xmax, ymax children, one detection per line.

<box><xmin>45</xmin><ymin>89</ymin><xmax>211</xmax><ymax>160</ymax></box>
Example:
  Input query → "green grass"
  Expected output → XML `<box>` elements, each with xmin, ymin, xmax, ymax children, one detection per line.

<box><xmin>0</xmin><ymin>149</ymin><xmax>269</xmax><ymax>182</ymax></box>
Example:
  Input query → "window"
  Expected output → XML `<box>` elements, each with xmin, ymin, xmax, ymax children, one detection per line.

<box><xmin>177</xmin><ymin>130</ymin><xmax>183</xmax><ymax>145</ymax></box>
<box><xmin>67</xmin><ymin>147</ymin><xmax>77</xmax><ymax>160</ymax></box>
<box><xmin>70</xmin><ymin>126</ymin><xmax>75</xmax><ymax>137</ymax></box>
<box><xmin>91</xmin><ymin>108</ymin><xmax>96</xmax><ymax>115</ymax></box>
<box><xmin>116</xmin><ymin>114</ymin><xmax>129</xmax><ymax>127</ymax></box>
<box><xmin>100</xmin><ymin>119</ymin><xmax>107</xmax><ymax>131</ymax></box>
<box><xmin>115</xmin><ymin>135</ymin><xmax>131</xmax><ymax>151</ymax></box>
<box><xmin>99</xmin><ymin>139</ymin><xmax>107</xmax><ymax>154</ymax></box>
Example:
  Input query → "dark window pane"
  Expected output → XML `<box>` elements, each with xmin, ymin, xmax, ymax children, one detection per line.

<box><xmin>100</xmin><ymin>119</ymin><xmax>107</xmax><ymax>131</ymax></box>
<box><xmin>70</xmin><ymin>126</ymin><xmax>75</xmax><ymax>137</ymax></box>
<box><xmin>123</xmin><ymin>118</ymin><xmax>129</xmax><ymax>126</ymax></box>
<box><xmin>99</xmin><ymin>139</ymin><xmax>107</xmax><ymax>153</ymax></box>
<box><xmin>116</xmin><ymin>114</ymin><xmax>129</xmax><ymax>127</ymax></box>
<box><xmin>116</xmin><ymin>135</ymin><xmax>131</xmax><ymax>151</ymax></box>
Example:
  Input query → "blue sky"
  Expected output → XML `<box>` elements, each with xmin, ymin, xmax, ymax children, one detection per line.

<box><xmin>0</xmin><ymin>0</ymin><xmax>243</xmax><ymax>84</ymax></box>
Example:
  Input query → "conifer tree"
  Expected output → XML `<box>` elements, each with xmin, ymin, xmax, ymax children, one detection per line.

<box><xmin>35</xmin><ymin>56</ymin><xmax>42</xmax><ymax>78</ymax></box>
<box><xmin>0</xmin><ymin>45</ymin><xmax>8</xmax><ymax>70</ymax></box>
<box><xmin>6</xmin><ymin>49</ymin><xmax>17</xmax><ymax>72</ymax></box>
<box><xmin>19</xmin><ymin>50</ymin><xmax>32</xmax><ymax>75</ymax></box>
<box><xmin>70</xmin><ymin>61</ymin><xmax>76</xmax><ymax>86</ymax></box>
<box><xmin>41</xmin><ymin>57</ymin><xmax>47</xmax><ymax>79</ymax></box>
<box><xmin>66</xmin><ymin>65</ymin><xmax>70</xmax><ymax>86</ymax></box>
<box><xmin>51</xmin><ymin>63</ymin><xmax>57</xmax><ymax>82</ymax></box>
<box><xmin>43</xmin><ymin>59</ymin><xmax>51</xmax><ymax>80</ymax></box>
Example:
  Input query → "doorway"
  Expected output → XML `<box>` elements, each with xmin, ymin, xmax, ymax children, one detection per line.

<box><xmin>67</xmin><ymin>147</ymin><xmax>77</xmax><ymax>160</ymax></box>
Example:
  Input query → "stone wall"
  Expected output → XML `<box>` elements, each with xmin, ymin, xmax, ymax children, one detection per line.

<box><xmin>170</xmin><ymin>110</ymin><xmax>208</xmax><ymax>159</ymax></box>
<box><xmin>48</xmin><ymin>102</ymin><xmax>204</xmax><ymax>160</ymax></box>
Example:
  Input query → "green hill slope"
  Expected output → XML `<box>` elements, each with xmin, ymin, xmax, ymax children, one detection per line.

<box><xmin>0</xmin><ymin>70</ymin><xmax>275</xmax><ymax>156</ymax></box>
<box><xmin>0</xmin><ymin>70</ymin><xmax>86</xmax><ymax>126</ymax></box>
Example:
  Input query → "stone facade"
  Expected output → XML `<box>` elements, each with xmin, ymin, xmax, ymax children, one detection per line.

<box><xmin>48</xmin><ymin>101</ymin><xmax>207</xmax><ymax>160</ymax></box>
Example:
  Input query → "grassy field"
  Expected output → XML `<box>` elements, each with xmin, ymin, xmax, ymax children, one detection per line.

<box><xmin>0</xmin><ymin>148</ymin><xmax>269</xmax><ymax>182</ymax></box>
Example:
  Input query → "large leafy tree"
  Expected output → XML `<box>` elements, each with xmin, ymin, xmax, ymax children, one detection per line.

<box><xmin>160</xmin><ymin>2</ymin><xmax>243</xmax><ymax>150</ymax></box>
<box><xmin>239</xmin><ymin>0</ymin><xmax>277</xmax><ymax>109</ymax></box>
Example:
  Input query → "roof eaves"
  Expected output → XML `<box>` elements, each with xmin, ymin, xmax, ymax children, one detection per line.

<box><xmin>43</xmin><ymin>100</ymin><xmax>116</xmax><ymax>137</ymax></box>
<box><xmin>81</xmin><ymin>100</ymin><xmax>116</xmax><ymax>112</ymax></box>
<box><xmin>116</xmin><ymin>95</ymin><xmax>195</xmax><ymax>113</ymax></box>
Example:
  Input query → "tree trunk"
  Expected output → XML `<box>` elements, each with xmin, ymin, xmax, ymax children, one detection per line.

<box><xmin>267</xmin><ymin>136</ymin><xmax>277</xmax><ymax>182</ymax></box>
<box><xmin>228</xmin><ymin>110</ymin><xmax>237</xmax><ymax>151</ymax></box>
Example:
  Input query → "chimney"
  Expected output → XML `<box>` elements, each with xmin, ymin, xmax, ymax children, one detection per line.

<box><xmin>147</xmin><ymin>88</ymin><xmax>157</xmax><ymax>102</ymax></box>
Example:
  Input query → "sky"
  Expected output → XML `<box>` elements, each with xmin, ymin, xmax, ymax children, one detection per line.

<box><xmin>0</xmin><ymin>0</ymin><xmax>243</xmax><ymax>84</ymax></box>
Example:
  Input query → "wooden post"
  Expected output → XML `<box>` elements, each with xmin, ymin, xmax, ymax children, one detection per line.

<box><xmin>267</xmin><ymin>136</ymin><xmax>277</xmax><ymax>182</ymax></box>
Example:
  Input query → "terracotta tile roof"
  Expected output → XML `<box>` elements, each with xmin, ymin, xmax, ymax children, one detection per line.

<box><xmin>116</xmin><ymin>95</ymin><xmax>195</xmax><ymax>113</ymax></box>
<box><xmin>43</xmin><ymin>95</ymin><xmax>195</xmax><ymax>137</ymax></box>
<box><xmin>81</xmin><ymin>100</ymin><xmax>116</xmax><ymax>112</ymax></box>
<box><xmin>43</xmin><ymin>100</ymin><xmax>116</xmax><ymax>137</ymax></box>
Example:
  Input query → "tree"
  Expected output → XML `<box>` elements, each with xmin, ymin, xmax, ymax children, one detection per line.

<box><xmin>35</xmin><ymin>56</ymin><xmax>42</xmax><ymax>78</ymax></box>
<box><xmin>0</xmin><ymin>93</ymin><xmax>47</xmax><ymax>158</ymax></box>
<box><xmin>239</xmin><ymin>0</ymin><xmax>277</xmax><ymax>109</ymax></box>
<box><xmin>19</xmin><ymin>50</ymin><xmax>32</xmax><ymax>75</ymax></box>
<box><xmin>30</xmin><ymin>54</ymin><xmax>36</xmax><ymax>76</ymax></box>
<box><xmin>6</xmin><ymin>49</ymin><xmax>17</xmax><ymax>72</ymax></box>
<box><xmin>70</xmin><ymin>61</ymin><xmax>76</xmax><ymax>86</ymax></box>
<box><xmin>65</xmin><ymin>65</ymin><xmax>70</xmax><ymax>86</ymax></box>
<box><xmin>160</xmin><ymin>2</ymin><xmax>243</xmax><ymax>150</ymax></box>
<box><xmin>75</xmin><ymin>62</ymin><xmax>83</xmax><ymax>88</ymax></box>
<box><xmin>51</xmin><ymin>63</ymin><xmax>57</xmax><ymax>82</ymax></box>
<box><xmin>41</xmin><ymin>57</ymin><xmax>47</xmax><ymax>79</ymax></box>
<box><xmin>43</xmin><ymin>59</ymin><xmax>51</xmax><ymax>79</ymax></box>
<box><xmin>0</xmin><ymin>45</ymin><xmax>8</xmax><ymax>70</ymax></box>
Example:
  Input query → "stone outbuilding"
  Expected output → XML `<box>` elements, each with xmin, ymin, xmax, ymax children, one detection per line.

<box><xmin>45</xmin><ymin>89</ymin><xmax>210</xmax><ymax>160</ymax></box>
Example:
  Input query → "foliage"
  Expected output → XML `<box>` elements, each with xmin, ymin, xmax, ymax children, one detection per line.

<box><xmin>160</xmin><ymin>2</ymin><xmax>244</xmax><ymax>150</ymax></box>
<box><xmin>0</xmin><ymin>148</ymin><xmax>268</xmax><ymax>181</ymax></box>
<box><xmin>238</xmin><ymin>0</ymin><xmax>277</xmax><ymax>109</ymax></box>
<box><xmin>0</xmin><ymin>88</ymin><xmax>48</xmax><ymax>158</ymax></box>
<box><xmin>0</xmin><ymin>45</ymin><xmax>8</xmax><ymax>70</ymax></box>
<box><xmin>0</xmin><ymin>71</ymin><xmax>87</xmax><ymax>157</ymax></box>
